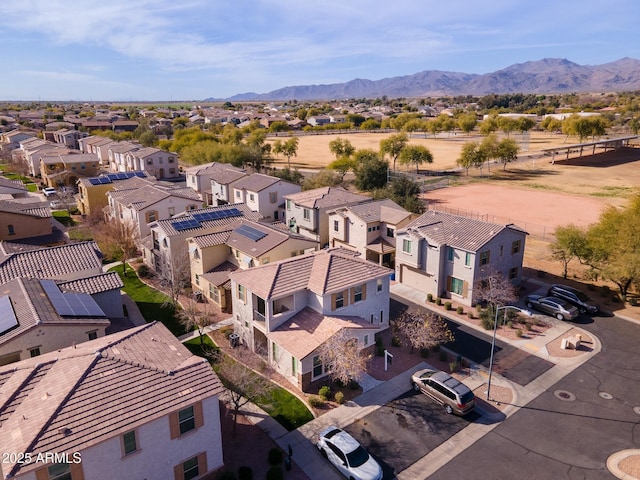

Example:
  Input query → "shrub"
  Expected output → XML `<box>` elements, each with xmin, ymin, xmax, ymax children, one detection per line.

<box><xmin>449</xmin><ymin>361</ymin><xmax>459</xmax><ymax>372</ymax></box>
<box><xmin>480</xmin><ymin>316</ymin><xmax>493</xmax><ymax>330</ymax></box>
<box><xmin>611</xmin><ymin>295</ymin><xmax>621</xmax><ymax>303</ymax></box>
<box><xmin>308</xmin><ymin>395</ymin><xmax>324</xmax><ymax>408</ymax></box>
<box><xmin>439</xmin><ymin>350</ymin><xmax>448</xmax><ymax>362</ymax></box>
<box><xmin>376</xmin><ymin>344</ymin><xmax>385</xmax><ymax>357</ymax></box>
<box><xmin>630</xmin><ymin>297</ymin><xmax>638</xmax><ymax>306</ymax></box>
<box><xmin>268</xmin><ymin>448</ymin><xmax>283</xmax><ymax>466</ymax></box>
<box><xmin>349</xmin><ymin>379</ymin><xmax>360</xmax><ymax>390</ymax></box>
<box><xmin>444</xmin><ymin>301</ymin><xmax>452</xmax><ymax>310</ymax></box>
<box><xmin>427</xmin><ymin>293</ymin><xmax>434</xmax><ymax>302</ymax></box>
<box><xmin>266</xmin><ymin>467</ymin><xmax>283</xmax><ymax>480</ymax></box>
<box><xmin>318</xmin><ymin>386</ymin><xmax>331</xmax><ymax>400</ymax></box>
<box><xmin>506</xmin><ymin>320</ymin><xmax>513</xmax><ymax>329</ymax></box>
<box><xmin>334</xmin><ymin>391</ymin><xmax>345</xmax><ymax>404</ymax></box>
<box><xmin>219</xmin><ymin>325</ymin><xmax>234</xmax><ymax>338</ymax></box>
<box><xmin>467</xmin><ymin>311</ymin><xmax>475</xmax><ymax>319</ymax></box>
<box><xmin>238</xmin><ymin>466</ymin><xmax>253</xmax><ymax>480</ymax></box>
<box><xmin>515</xmin><ymin>329</ymin><xmax>523</xmax><ymax>338</ymax></box>
<box><xmin>391</xmin><ymin>336</ymin><xmax>401</xmax><ymax>347</ymax></box>
<box><xmin>420</xmin><ymin>347</ymin><xmax>430</xmax><ymax>358</ymax></box>
<box><xmin>524</xmin><ymin>322</ymin><xmax>533</xmax><ymax>331</ymax></box>
<box><xmin>137</xmin><ymin>264</ymin><xmax>150</xmax><ymax>278</ymax></box>
<box><xmin>456</xmin><ymin>306</ymin><xmax>464</xmax><ymax>314</ymax></box>
<box><xmin>436</xmin><ymin>298</ymin><xmax>442</xmax><ymax>306</ymax></box>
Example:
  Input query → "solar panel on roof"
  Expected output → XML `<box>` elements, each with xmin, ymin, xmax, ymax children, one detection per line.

<box><xmin>99</xmin><ymin>177</ymin><xmax>111</xmax><ymax>184</ymax></box>
<box><xmin>106</xmin><ymin>173</ymin><xmax>119</xmax><ymax>181</ymax></box>
<box><xmin>134</xmin><ymin>171</ymin><xmax>145</xmax><ymax>177</ymax></box>
<box><xmin>40</xmin><ymin>280</ymin><xmax>106</xmax><ymax>317</ymax></box>
<box><xmin>172</xmin><ymin>218</ymin><xmax>202</xmax><ymax>231</ymax></box>
<box><xmin>0</xmin><ymin>295</ymin><xmax>19</xmax><ymax>335</ymax></box>
<box><xmin>235</xmin><ymin>224</ymin><xmax>267</xmax><ymax>242</ymax></box>
<box><xmin>88</xmin><ymin>178</ymin><xmax>101</xmax><ymax>186</ymax></box>
<box><xmin>41</xmin><ymin>280</ymin><xmax>74</xmax><ymax>316</ymax></box>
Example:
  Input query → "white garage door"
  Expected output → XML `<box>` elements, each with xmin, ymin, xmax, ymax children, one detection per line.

<box><xmin>401</xmin><ymin>265</ymin><xmax>429</xmax><ymax>294</ymax></box>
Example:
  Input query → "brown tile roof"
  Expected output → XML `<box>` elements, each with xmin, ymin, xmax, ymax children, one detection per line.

<box><xmin>284</xmin><ymin>186</ymin><xmax>370</xmax><ymax>209</ymax></box>
<box><xmin>184</xmin><ymin>162</ymin><xmax>244</xmax><ymax>178</ymax></box>
<box><xmin>202</xmin><ymin>261</ymin><xmax>238</xmax><ymax>288</ymax></box>
<box><xmin>0</xmin><ymin>177</ymin><xmax>27</xmax><ymax>192</ymax></box>
<box><xmin>57</xmin><ymin>272</ymin><xmax>123</xmax><ymax>295</ymax></box>
<box><xmin>109</xmin><ymin>184</ymin><xmax>201</xmax><ymax>211</ymax></box>
<box><xmin>229</xmin><ymin>247</ymin><xmax>392</xmax><ymax>299</ymax></box>
<box><xmin>0</xmin><ymin>200</ymin><xmax>50</xmax><ymax>218</ymax></box>
<box><xmin>213</xmin><ymin>168</ymin><xmax>248</xmax><ymax>185</ymax></box>
<box><xmin>403</xmin><ymin>210</ymin><xmax>527</xmax><ymax>252</ymax></box>
<box><xmin>329</xmin><ymin>198</ymin><xmax>409</xmax><ymax>224</ymax></box>
<box><xmin>0</xmin><ymin>242</ymin><xmax>103</xmax><ymax>284</ymax></box>
<box><xmin>0</xmin><ymin>322</ymin><xmax>223</xmax><ymax>477</ymax></box>
<box><xmin>268</xmin><ymin>307</ymin><xmax>380</xmax><ymax>359</ymax></box>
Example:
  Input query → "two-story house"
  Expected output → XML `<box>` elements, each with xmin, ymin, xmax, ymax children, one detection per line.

<box><xmin>78</xmin><ymin>135</ymin><xmax>115</xmax><ymax>165</ymax></box>
<box><xmin>76</xmin><ymin>172</ymin><xmax>151</xmax><ymax>216</ymax></box>
<box><xmin>0</xmin><ymin>200</ymin><xmax>51</xmax><ymax>241</ymax></box>
<box><xmin>327</xmin><ymin>198</ymin><xmax>416</xmax><ymax>268</ymax></box>
<box><xmin>123</xmin><ymin>146</ymin><xmax>180</xmax><ymax>180</ymax></box>
<box><xmin>394</xmin><ymin>210</ymin><xmax>528</xmax><ymax>307</ymax></box>
<box><xmin>184</xmin><ymin>162</ymin><xmax>247</xmax><ymax>205</ymax></box>
<box><xmin>228</xmin><ymin>248</ymin><xmax>392</xmax><ymax>391</ymax></box>
<box><xmin>106</xmin><ymin>183</ymin><xmax>202</xmax><ymax>240</ymax></box>
<box><xmin>39</xmin><ymin>153</ymin><xmax>100</xmax><ymax>187</ymax></box>
<box><xmin>232</xmin><ymin>173</ymin><xmax>301</xmax><ymax>222</ymax></box>
<box><xmin>188</xmin><ymin>220</ymin><xmax>319</xmax><ymax>312</ymax></box>
<box><xmin>143</xmin><ymin>204</ymin><xmax>261</xmax><ymax>285</ymax></box>
<box><xmin>284</xmin><ymin>187</ymin><xmax>372</xmax><ymax>247</ymax></box>
<box><xmin>0</xmin><ymin>321</ymin><xmax>224</xmax><ymax>480</ymax></box>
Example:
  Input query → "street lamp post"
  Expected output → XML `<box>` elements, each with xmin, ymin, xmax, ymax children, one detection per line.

<box><xmin>486</xmin><ymin>305</ymin><xmax>532</xmax><ymax>401</ymax></box>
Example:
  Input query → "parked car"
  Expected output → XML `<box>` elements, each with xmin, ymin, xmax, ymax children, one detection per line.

<box><xmin>547</xmin><ymin>284</ymin><xmax>599</xmax><ymax>314</ymax></box>
<box><xmin>42</xmin><ymin>187</ymin><xmax>57</xmax><ymax>197</ymax></box>
<box><xmin>316</xmin><ymin>426</ymin><xmax>383</xmax><ymax>480</ymax></box>
<box><xmin>525</xmin><ymin>294</ymin><xmax>579</xmax><ymax>320</ymax></box>
<box><xmin>410</xmin><ymin>369</ymin><xmax>476</xmax><ymax>416</ymax></box>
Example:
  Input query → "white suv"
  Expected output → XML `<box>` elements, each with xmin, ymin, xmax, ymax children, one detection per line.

<box><xmin>42</xmin><ymin>187</ymin><xmax>57</xmax><ymax>197</ymax></box>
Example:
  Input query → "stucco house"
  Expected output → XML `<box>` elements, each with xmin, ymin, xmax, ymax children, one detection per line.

<box><xmin>0</xmin><ymin>321</ymin><xmax>225</xmax><ymax>480</ymax></box>
<box><xmin>76</xmin><ymin>171</ymin><xmax>152</xmax><ymax>216</ymax></box>
<box><xmin>229</xmin><ymin>248</ymin><xmax>392</xmax><ymax>391</ymax></box>
<box><xmin>231</xmin><ymin>173</ymin><xmax>301</xmax><ymax>222</ymax></box>
<box><xmin>78</xmin><ymin>135</ymin><xmax>115</xmax><ymax>165</ymax></box>
<box><xmin>123</xmin><ymin>146</ymin><xmax>180</xmax><ymax>180</ymax></box>
<box><xmin>188</xmin><ymin>220</ymin><xmax>318</xmax><ymax>312</ymax></box>
<box><xmin>184</xmin><ymin>162</ymin><xmax>247</xmax><ymax>205</ymax></box>
<box><xmin>0</xmin><ymin>200</ymin><xmax>51</xmax><ymax>242</ymax></box>
<box><xmin>284</xmin><ymin>187</ymin><xmax>372</xmax><ymax>247</ymax></box>
<box><xmin>394</xmin><ymin>210</ymin><xmax>527</xmax><ymax>307</ymax></box>
<box><xmin>39</xmin><ymin>153</ymin><xmax>101</xmax><ymax>187</ymax></box>
<box><xmin>327</xmin><ymin>198</ymin><xmax>416</xmax><ymax>268</ymax></box>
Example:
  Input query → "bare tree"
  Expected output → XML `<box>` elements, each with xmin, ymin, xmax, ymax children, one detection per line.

<box><xmin>94</xmin><ymin>216</ymin><xmax>139</xmax><ymax>275</ymax></box>
<box><xmin>179</xmin><ymin>297</ymin><xmax>220</xmax><ymax>345</ymax></box>
<box><xmin>395</xmin><ymin>309</ymin><xmax>454</xmax><ymax>353</ymax></box>
<box><xmin>158</xmin><ymin>248</ymin><xmax>192</xmax><ymax>307</ymax></box>
<box><xmin>210</xmin><ymin>348</ymin><xmax>273</xmax><ymax>436</ymax></box>
<box><xmin>318</xmin><ymin>329</ymin><xmax>369</xmax><ymax>385</ymax></box>
<box><xmin>473</xmin><ymin>268</ymin><xmax>518</xmax><ymax>309</ymax></box>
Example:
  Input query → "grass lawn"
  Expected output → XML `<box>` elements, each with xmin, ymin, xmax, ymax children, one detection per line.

<box><xmin>109</xmin><ymin>265</ymin><xmax>187</xmax><ymax>337</ymax></box>
<box><xmin>183</xmin><ymin>335</ymin><xmax>218</xmax><ymax>358</ymax></box>
<box><xmin>256</xmin><ymin>387</ymin><xmax>314</xmax><ymax>430</ymax></box>
<box><xmin>52</xmin><ymin>210</ymin><xmax>77</xmax><ymax>227</ymax></box>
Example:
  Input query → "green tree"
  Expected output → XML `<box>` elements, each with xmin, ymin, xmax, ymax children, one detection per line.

<box><xmin>346</xmin><ymin>114</ymin><xmax>366</xmax><ymax>128</ymax></box>
<box><xmin>479</xmin><ymin>134</ymin><xmax>499</xmax><ymax>173</ymax></box>
<box><xmin>353</xmin><ymin>149</ymin><xmax>388</xmax><ymax>191</ymax></box>
<box><xmin>495</xmin><ymin>138</ymin><xmax>519</xmax><ymax>170</ymax></box>
<box><xmin>360</xmin><ymin>118</ymin><xmax>381</xmax><ymax>130</ymax></box>
<box><xmin>497</xmin><ymin>116</ymin><xmax>519</xmax><ymax>137</ymax></box>
<box><xmin>517</xmin><ymin>117</ymin><xmax>536</xmax><ymax>133</ymax></box>
<box><xmin>269</xmin><ymin>121</ymin><xmax>290</xmax><ymax>133</ymax></box>
<box><xmin>272</xmin><ymin>137</ymin><xmax>299</xmax><ymax>169</ymax></box>
<box><xmin>379</xmin><ymin>133</ymin><xmax>408</xmax><ymax>171</ymax></box>
<box><xmin>457</xmin><ymin>142</ymin><xmax>486</xmax><ymax>176</ymax></box>
<box><xmin>138</xmin><ymin>130</ymin><xmax>158</xmax><ymax>147</ymax></box>
<box><xmin>541</xmin><ymin>117</ymin><xmax>563</xmax><ymax>133</ymax></box>
<box><xmin>628</xmin><ymin>115</ymin><xmax>640</xmax><ymax>135</ymax></box>
<box><xmin>328</xmin><ymin>157</ymin><xmax>357</xmax><ymax>180</ymax></box>
<box><xmin>403</xmin><ymin>118</ymin><xmax>428</xmax><ymax>138</ymax></box>
<box><xmin>398</xmin><ymin>144</ymin><xmax>433</xmax><ymax>173</ymax></box>
<box><xmin>457</xmin><ymin>113</ymin><xmax>478</xmax><ymax>134</ymax></box>
<box><xmin>549</xmin><ymin>224</ymin><xmax>589</xmax><ymax>279</ymax></box>
<box><xmin>479</xmin><ymin>114</ymin><xmax>499</xmax><ymax>135</ymax></box>
<box><xmin>302</xmin><ymin>169</ymin><xmax>342</xmax><ymax>190</ymax></box>
<box><xmin>328</xmin><ymin>137</ymin><xmax>355</xmax><ymax>159</ymax></box>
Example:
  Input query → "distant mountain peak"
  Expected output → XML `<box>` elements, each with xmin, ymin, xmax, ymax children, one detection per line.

<box><xmin>206</xmin><ymin>57</ymin><xmax>640</xmax><ymax>101</ymax></box>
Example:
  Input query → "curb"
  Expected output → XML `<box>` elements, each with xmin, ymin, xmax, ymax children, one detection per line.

<box><xmin>607</xmin><ymin>449</ymin><xmax>640</xmax><ymax>480</ymax></box>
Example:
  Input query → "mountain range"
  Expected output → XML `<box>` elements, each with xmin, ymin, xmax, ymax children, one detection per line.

<box><xmin>214</xmin><ymin>58</ymin><xmax>640</xmax><ymax>101</ymax></box>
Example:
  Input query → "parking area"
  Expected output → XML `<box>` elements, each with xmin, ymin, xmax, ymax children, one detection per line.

<box><xmin>343</xmin><ymin>391</ymin><xmax>480</xmax><ymax>479</ymax></box>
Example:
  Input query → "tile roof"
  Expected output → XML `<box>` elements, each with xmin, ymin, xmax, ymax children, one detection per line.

<box><xmin>232</xmin><ymin>173</ymin><xmax>284</xmax><ymax>192</ymax></box>
<box><xmin>403</xmin><ymin>210</ymin><xmax>527</xmax><ymax>252</ymax></box>
<box><xmin>155</xmin><ymin>203</ymin><xmax>261</xmax><ymax>236</ymax></box>
<box><xmin>1</xmin><ymin>226</ymin><xmax>67</xmax><ymax>252</ymax></box>
<box><xmin>229</xmin><ymin>247</ymin><xmax>392</xmax><ymax>299</ymax></box>
<box><xmin>202</xmin><ymin>261</ymin><xmax>238</xmax><ymax>288</ymax></box>
<box><xmin>329</xmin><ymin>198</ymin><xmax>410</xmax><ymax>224</ymax></box>
<box><xmin>0</xmin><ymin>241</ymin><xmax>103</xmax><ymax>284</ymax></box>
<box><xmin>284</xmin><ymin>186</ymin><xmax>370</xmax><ymax>209</ymax></box>
<box><xmin>0</xmin><ymin>322</ymin><xmax>223</xmax><ymax>477</ymax></box>
<box><xmin>0</xmin><ymin>177</ymin><xmax>27</xmax><ymax>192</ymax></box>
<box><xmin>0</xmin><ymin>200</ymin><xmax>50</xmax><ymax>218</ymax></box>
<box><xmin>184</xmin><ymin>162</ymin><xmax>244</xmax><ymax>178</ymax></box>
<box><xmin>267</xmin><ymin>307</ymin><xmax>380</xmax><ymax>359</ymax></box>
<box><xmin>212</xmin><ymin>168</ymin><xmax>248</xmax><ymax>185</ymax></box>
<box><xmin>0</xmin><ymin>278</ymin><xmax>111</xmax><ymax>346</ymax></box>
<box><xmin>57</xmin><ymin>272</ymin><xmax>124</xmax><ymax>295</ymax></box>
<box><xmin>109</xmin><ymin>184</ymin><xmax>200</xmax><ymax>211</ymax></box>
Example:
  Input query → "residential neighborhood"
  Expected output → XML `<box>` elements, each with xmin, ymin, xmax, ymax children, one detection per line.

<box><xmin>0</xmin><ymin>95</ymin><xmax>639</xmax><ymax>480</ymax></box>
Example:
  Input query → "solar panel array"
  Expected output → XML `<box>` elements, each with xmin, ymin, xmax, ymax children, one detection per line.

<box><xmin>0</xmin><ymin>295</ymin><xmax>18</xmax><ymax>335</ymax></box>
<box><xmin>172</xmin><ymin>218</ymin><xmax>202</xmax><ymax>231</ymax></box>
<box><xmin>235</xmin><ymin>224</ymin><xmax>267</xmax><ymax>242</ymax></box>
<box><xmin>40</xmin><ymin>280</ymin><xmax>106</xmax><ymax>318</ymax></box>
<box><xmin>192</xmin><ymin>207</ymin><xmax>242</xmax><ymax>223</ymax></box>
<box><xmin>88</xmin><ymin>177</ymin><xmax>112</xmax><ymax>186</ymax></box>
<box><xmin>106</xmin><ymin>172</ymin><xmax>137</xmax><ymax>181</ymax></box>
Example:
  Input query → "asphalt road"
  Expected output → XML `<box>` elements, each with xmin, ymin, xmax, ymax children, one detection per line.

<box><xmin>428</xmin><ymin>313</ymin><xmax>640</xmax><ymax>479</ymax></box>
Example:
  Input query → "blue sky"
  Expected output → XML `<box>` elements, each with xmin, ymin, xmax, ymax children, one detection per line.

<box><xmin>0</xmin><ymin>0</ymin><xmax>638</xmax><ymax>101</ymax></box>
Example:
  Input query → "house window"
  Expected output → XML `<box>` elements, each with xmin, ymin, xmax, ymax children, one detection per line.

<box><xmin>447</xmin><ymin>247</ymin><xmax>454</xmax><ymax>262</ymax></box>
<box><xmin>169</xmin><ymin>168</ymin><xmax>176</xmax><ymax>174</ymax></box>
<box><xmin>169</xmin><ymin>156</ymin><xmax>175</xmax><ymax>163</ymax></box>
<box><xmin>380</xmin><ymin>310</ymin><xmax>384</xmax><ymax>323</ymax></box>
<box><xmin>191</xmin><ymin>176</ymin><xmax>196</xmax><ymax>184</ymax></box>
<box><xmin>193</xmin><ymin>248</ymin><xmax>200</xmax><ymax>260</ymax></box>
<box><xmin>387</xmin><ymin>227</ymin><xmax>394</xmax><ymax>238</ymax></box>
<box><xmin>364</xmin><ymin>334</ymin><xmax>369</xmax><ymax>346</ymax></box>
<box><xmin>238</xmin><ymin>285</ymin><xmax>246</xmax><ymax>302</ymax></box>
<box><xmin>451</xmin><ymin>277</ymin><xmax>464</xmax><ymax>295</ymax></box>
<box><xmin>312</xmin><ymin>355</ymin><xmax>325</xmax><ymax>379</ymax></box>
<box><xmin>249</xmin><ymin>193</ymin><xmax>255</xmax><ymax>201</ymax></box>
<box><xmin>195</xmin><ymin>274</ymin><xmax>200</xmax><ymax>286</ymax></box>
<box><xmin>291</xmin><ymin>357</ymin><xmax>297</xmax><ymax>376</ymax></box>
<box><xmin>465</xmin><ymin>252</ymin><xmax>472</xmax><ymax>267</ymax></box>
<box><xmin>147</xmin><ymin>159</ymin><xmax>153</xmax><ymax>165</ymax></box>
<box><xmin>335</xmin><ymin>291</ymin><xmax>344</xmax><ymax>309</ymax></box>
<box><xmin>210</xmin><ymin>285</ymin><xmax>220</xmax><ymax>304</ymax></box>
<box><xmin>7</xmin><ymin>224</ymin><xmax>15</xmax><ymax>235</ymax></box>
<box><xmin>122</xmin><ymin>430</ymin><xmax>137</xmax><ymax>455</ymax></box>
<box><xmin>286</xmin><ymin>199</ymin><xmax>291</xmax><ymax>210</ymax></box>
<box><xmin>367</xmin><ymin>226</ymin><xmax>373</xmax><ymax>232</ymax></box>
<box><xmin>178</xmin><ymin>406</ymin><xmax>196</xmax><ymax>435</ymax></box>
<box><xmin>146</xmin><ymin>210</ymin><xmax>157</xmax><ymax>223</ymax></box>
<box><xmin>512</xmin><ymin>240</ymin><xmax>521</xmax><ymax>254</ymax></box>
<box><xmin>182</xmin><ymin>456</ymin><xmax>200</xmax><ymax>480</ymax></box>
<box><xmin>303</xmin><ymin>208</ymin><xmax>310</xmax><ymax>220</ymax></box>
<box><xmin>333</xmin><ymin>220</ymin><xmax>339</xmax><ymax>232</ymax></box>
<box><xmin>236</xmin><ymin>190</ymin><xmax>241</xmax><ymax>198</ymax></box>
<box><xmin>353</xmin><ymin>285</ymin><xmax>363</xmax><ymax>302</ymax></box>
<box><xmin>500</xmin><ymin>245</ymin><xmax>504</xmax><ymax>256</ymax></box>
<box><xmin>480</xmin><ymin>250</ymin><xmax>490</xmax><ymax>266</ymax></box>
<box><xmin>272</xmin><ymin>342</ymin><xmax>278</xmax><ymax>360</ymax></box>
<box><xmin>47</xmin><ymin>463</ymin><xmax>71</xmax><ymax>480</ymax></box>
<box><xmin>402</xmin><ymin>239</ymin><xmax>412</xmax><ymax>253</ymax></box>
<box><xmin>80</xmin><ymin>163</ymin><xmax>85</xmax><ymax>169</ymax></box>
<box><xmin>509</xmin><ymin>267</ymin><xmax>518</xmax><ymax>279</ymax></box>
<box><xmin>269</xmin><ymin>192</ymin><xmax>277</xmax><ymax>203</ymax></box>
<box><xmin>29</xmin><ymin>347</ymin><xmax>41</xmax><ymax>358</ymax></box>
<box><xmin>377</xmin><ymin>278</ymin><xmax>383</xmax><ymax>292</ymax></box>
<box><xmin>87</xmin><ymin>331</ymin><xmax>98</xmax><ymax>340</ymax></box>
<box><xmin>262</xmin><ymin>258</ymin><xmax>270</xmax><ymax>265</ymax></box>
